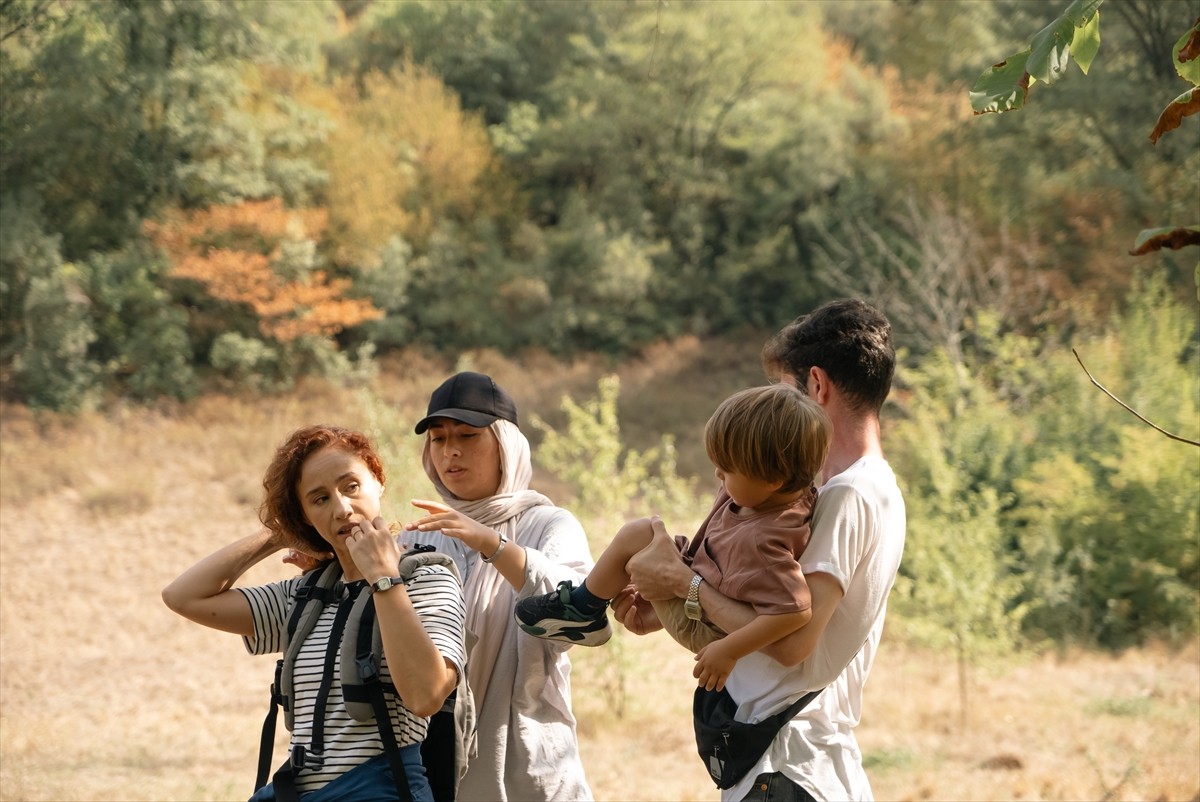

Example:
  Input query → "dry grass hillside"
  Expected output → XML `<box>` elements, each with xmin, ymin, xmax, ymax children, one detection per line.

<box><xmin>1</xmin><ymin>340</ymin><xmax>1197</xmax><ymax>801</ymax></box>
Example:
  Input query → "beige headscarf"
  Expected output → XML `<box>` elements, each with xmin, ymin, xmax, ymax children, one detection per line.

<box><xmin>421</xmin><ymin>418</ymin><xmax>552</xmax><ymax>708</ymax></box>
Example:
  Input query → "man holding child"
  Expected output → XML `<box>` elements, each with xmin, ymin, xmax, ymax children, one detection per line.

<box><xmin>614</xmin><ymin>299</ymin><xmax>907</xmax><ymax>802</ymax></box>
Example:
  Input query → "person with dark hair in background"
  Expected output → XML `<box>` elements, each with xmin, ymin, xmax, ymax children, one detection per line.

<box><xmin>614</xmin><ymin>299</ymin><xmax>907</xmax><ymax>801</ymax></box>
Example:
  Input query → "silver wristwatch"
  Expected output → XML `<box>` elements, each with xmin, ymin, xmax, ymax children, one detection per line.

<box><xmin>369</xmin><ymin>576</ymin><xmax>404</xmax><ymax>594</ymax></box>
<box><xmin>684</xmin><ymin>573</ymin><xmax>703</xmax><ymax>621</ymax></box>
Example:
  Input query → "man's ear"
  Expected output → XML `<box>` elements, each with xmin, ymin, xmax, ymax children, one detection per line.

<box><xmin>808</xmin><ymin>366</ymin><xmax>832</xmax><ymax>405</ymax></box>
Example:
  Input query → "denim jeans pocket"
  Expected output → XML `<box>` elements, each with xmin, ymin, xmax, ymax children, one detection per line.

<box><xmin>739</xmin><ymin>772</ymin><xmax>818</xmax><ymax>802</ymax></box>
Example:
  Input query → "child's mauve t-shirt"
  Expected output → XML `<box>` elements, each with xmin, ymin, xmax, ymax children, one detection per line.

<box><xmin>678</xmin><ymin>486</ymin><xmax>815</xmax><ymax>616</ymax></box>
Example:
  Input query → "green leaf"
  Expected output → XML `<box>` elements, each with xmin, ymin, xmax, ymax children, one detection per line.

<box><xmin>1172</xmin><ymin>20</ymin><xmax>1200</xmax><ymax>85</ymax></box>
<box><xmin>1028</xmin><ymin>13</ymin><xmax>1078</xmax><ymax>84</ymax></box>
<box><xmin>969</xmin><ymin>49</ymin><xmax>1031</xmax><ymax>114</ymax></box>
<box><xmin>1071</xmin><ymin>8</ymin><xmax>1101</xmax><ymax>74</ymax></box>
<box><xmin>1027</xmin><ymin>0</ymin><xmax>1103</xmax><ymax>83</ymax></box>
<box><xmin>1061</xmin><ymin>0</ymin><xmax>1106</xmax><ymax>30</ymax></box>
<box><xmin>970</xmin><ymin>0</ymin><xmax>1104</xmax><ymax>113</ymax></box>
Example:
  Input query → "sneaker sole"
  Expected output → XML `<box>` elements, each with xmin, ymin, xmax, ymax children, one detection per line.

<box><xmin>518</xmin><ymin>619</ymin><xmax>612</xmax><ymax>647</ymax></box>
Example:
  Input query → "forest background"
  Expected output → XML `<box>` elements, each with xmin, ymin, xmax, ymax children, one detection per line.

<box><xmin>0</xmin><ymin>0</ymin><xmax>1197</xmax><ymax>799</ymax></box>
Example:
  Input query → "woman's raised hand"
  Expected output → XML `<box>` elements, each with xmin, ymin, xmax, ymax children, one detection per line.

<box><xmin>407</xmin><ymin>499</ymin><xmax>498</xmax><ymax>555</ymax></box>
<box><xmin>346</xmin><ymin>515</ymin><xmax>401</xmax><ymax>582</ymax></box>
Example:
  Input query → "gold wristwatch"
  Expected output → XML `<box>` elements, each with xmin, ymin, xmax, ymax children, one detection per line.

<box><xmin>684</xmin><ymin>574</ymin><xmax>703</xmax><ymax>621</ymax></box>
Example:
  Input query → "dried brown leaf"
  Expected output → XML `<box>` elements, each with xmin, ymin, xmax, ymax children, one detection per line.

<box><xmin>1128</xmin><ymin>227</ymin><xmax>1200</xmax><ymax>255</ymax></box>
<box><xmin>1149</xmin><ymin>88</ymin><xmax>1200</xmax><ymax>144</ymax></box>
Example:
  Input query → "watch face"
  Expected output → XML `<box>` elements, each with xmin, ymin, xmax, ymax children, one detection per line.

<box><xmin>373</xmin><ymin>577</ymin><xmax>393</xmax><ymax>592</ymax></box>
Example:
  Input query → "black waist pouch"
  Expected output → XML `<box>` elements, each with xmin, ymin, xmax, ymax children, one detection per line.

<box><xmin>693</xmin><ymin>686</ymin><xmax>823</xmax><ymax>789</ymax></box>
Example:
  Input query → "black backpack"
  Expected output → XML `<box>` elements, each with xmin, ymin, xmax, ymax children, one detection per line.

<box><xmin>255</xmin><ymin>545</ymin><xmax>477</xmax><ymax>802</ymax></box>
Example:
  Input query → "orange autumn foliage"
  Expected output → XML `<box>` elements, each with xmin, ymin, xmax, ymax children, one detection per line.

<box><xmin>146</xmin><ymin>199</ymin><xmax>382</xmax><ymax>342</ymax></box>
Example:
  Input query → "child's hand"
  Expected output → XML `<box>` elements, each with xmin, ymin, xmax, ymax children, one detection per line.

<box><xmin>694</xmin><ymin>640</ymin><xmax>736</xmax><ymax>692</ymax></box>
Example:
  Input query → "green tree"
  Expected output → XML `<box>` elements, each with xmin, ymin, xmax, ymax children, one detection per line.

<box><xmin>0</xmin><ymin>0</ymin><xmax>330</xmax><ymax>257</ymax></box>
<box><xmin>519</xmin><ymin>376</ymin><xmax>700</xmax><ymax>718</ymax></box>
<box><xmin>0</xmin><ymin>0</ymin><xmax>337</xmax><ymax>406</ymax></box>
<box><xmin>326</xmin><ymin>0</ymin><xmax>604</xmax><ymax>126</ymax></box>
<box><xmin>887</xmin><ymin>338</ymin><xmax>1029</xmax><ymax>727</ymax></box>
<box><xmin>531</xmin><ymin>375</ymin><xmax>697</xmax><ymax>534</ymax></box>
<box><xmin>1009</xmin><ymin>275</ymin><xmax>1200</xmax><ymax>647</ymax></box>
<box><xmin>1</xmin><ymin>195</ymin><xmax>97</xmax><ymax>410</ymax></box>
<box><xmin>83</xmin><ymin>244</ymin><xmax>197</xmax><ymax>402</ymax></box>
<box><xmin>886</xmin><ymin>276</ymin><xmax>1199</xmax><ymax>652</ymax></box>
<box><xmin>500</xmin><ymin>1</ymin><xmax>897</xmax><ymax>344</ymax></box>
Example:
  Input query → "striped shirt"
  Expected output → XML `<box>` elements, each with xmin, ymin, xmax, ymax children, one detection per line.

<box><xmin>238</xmin><ymin>564</ymin><xmax>466</xmax><ymax>795</ymax></box>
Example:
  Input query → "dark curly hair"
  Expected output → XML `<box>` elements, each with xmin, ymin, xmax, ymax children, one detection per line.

<box><xmin>258</xmin><ymin>425</ymin><xmax>386</xmax><ymax>554</ymax></box>
<box><xmin>761</xmin><ymin>299</ymin><xmax>895</xmax><ymax>414</ymax></box>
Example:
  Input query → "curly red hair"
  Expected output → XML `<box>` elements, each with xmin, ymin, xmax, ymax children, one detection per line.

<box><xmin>258</xmin><ymin>425</ymin><xmax>386</xmax><ymax>554</ymax></box>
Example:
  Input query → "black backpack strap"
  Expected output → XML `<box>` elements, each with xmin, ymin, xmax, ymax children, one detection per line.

<box><xmin>355</xmin><ymin>594</ymin><xmax>415</xmax><ymax>802</ymax></box>
<box><xmin>421</xmin><ymin>696</ymin><xmax>458</xmax><ymax>802</ymax></box>
<box><xmin>269</xmin><ymin>758</ymin><xmax>300</xmax><ymax>802</ymax></box>
<box><xmin>253</xmin><ymin>561</ymin><xmax>344</xmax><ymax>798</ymax></box>
<box><xmin>254</xmin><ymin>563</ymin><xmax>338</xmax><ymax>795</ymax></box>
<box><xmin>264</xmin><ymin>580</ymin><xmax>361</xmax><ymax>802</ymax></box>
<box><xmin>254</xmin><ymin>657</ymin><xmax>286</xmax><ymax>792</ymax></box>
<box><xmin>308</xmin><ymin>582</ymin><xmax>362</xmax><ymax>766</ymax></box>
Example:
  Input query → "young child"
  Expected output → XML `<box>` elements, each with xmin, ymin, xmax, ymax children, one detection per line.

<box><xmin>515</xmin><ymin>383</ymin><xmax>830</xmax><ymax>691</ymax></box>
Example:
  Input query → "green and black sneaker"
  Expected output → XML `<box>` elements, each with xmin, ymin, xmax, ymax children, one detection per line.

<box><xmin>515</xmin><ymin>580</ymin><xmax>612</xmax><ymax>647</ymax></box>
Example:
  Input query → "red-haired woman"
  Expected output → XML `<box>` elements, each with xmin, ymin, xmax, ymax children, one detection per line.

<box><xmin>163</xmin><ymin>425</ymin><xmax>466</xmax><ymax>802</ymax></box>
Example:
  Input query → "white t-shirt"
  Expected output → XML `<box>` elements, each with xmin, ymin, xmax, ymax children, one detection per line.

<box><xmin>724</xmin><ymin>456</ymin><xmax>906</xmax><ymax>801</ymax></box>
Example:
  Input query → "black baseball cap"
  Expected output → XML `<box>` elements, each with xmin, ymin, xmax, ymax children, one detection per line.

<box><xmin>414</xmin><ymin>371</ymin><xmax>519</xmax><ymax>434</ymax></box>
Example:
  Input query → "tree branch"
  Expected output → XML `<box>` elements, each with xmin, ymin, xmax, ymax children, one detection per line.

<box><xmin>1072</xmin><ymin>348</ymin><xmax>1200</xmax><ymax>446</ymax></box>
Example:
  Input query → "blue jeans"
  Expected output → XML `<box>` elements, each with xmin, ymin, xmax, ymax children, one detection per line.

<box><xmin>249</xmin><ymin>747</ymin><xmax>432</xmax><ymax>802</ymax></box>
<box><xmin>739</xmin><ymin>772</ymin><xmax>818</xmax><ymax>802</ymax></box>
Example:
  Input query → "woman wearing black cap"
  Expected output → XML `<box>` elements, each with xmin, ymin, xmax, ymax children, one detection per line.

<box><xmin>404</xmin><ymin>372</ymin><xmax>594</xmax><ymax>802</ymax></box>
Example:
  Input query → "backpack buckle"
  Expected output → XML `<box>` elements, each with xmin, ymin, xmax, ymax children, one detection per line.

<box><xmin>295</xmin><ymin>581</ymin><xmax>343</xmax><ymax>604</ymax></box>
<box><xmin>356</xmin><ymin>654</ymin><xmax>380</xmax><ymax>684</ymax></box>
<box><xmin>270</xmin><ymin>659</ymin><xmax>286</xmax><ymax>709</ymax></box>
<box><xmin>290</xmin><ymin>744</ymin><xmax>323</xmax><ymax>770</ymax></box>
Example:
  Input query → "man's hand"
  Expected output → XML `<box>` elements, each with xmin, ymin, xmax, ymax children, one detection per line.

<box><xmin>625</xmin><ymin>516</ymin><xmax>692</xmax><ymax>601</ymax></box>
<box><xmin>611</xmin><ymin>586</ymin><xmax>664</xmax><ymax>636</ymax></box>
